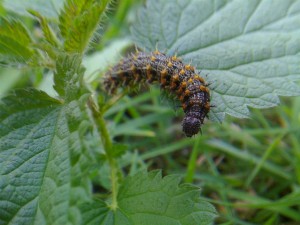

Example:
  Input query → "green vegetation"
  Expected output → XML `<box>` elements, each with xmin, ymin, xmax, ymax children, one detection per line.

<box><xmin>1</xmin><ymin>0</ymin><xmax>300</xmax><ymax>224</ymax></box>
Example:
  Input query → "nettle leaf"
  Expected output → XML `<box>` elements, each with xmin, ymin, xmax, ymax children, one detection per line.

<box><xmin>59</xmin><ymin>0</ymin><xmax>111</xmax><ymax>53</ymax></box>
<box><xmin>80</xmin><ymin>199</ymin><xmax>112</xmax><ymax>225</ymax></box>
<box><xmin>3</xmin><ymin>0</ymin><xmax>64</xmax><ymax>18</ymax></box>
<box><xmin>53</xmin><ymin>53</ymin><xmax>85</xmax><ymax>100</ymax></box>
<box><xmin>0</xmin><ymin>17</ymin><xmax>35</xmax><ymax>63</ymax></box>
<box><xmin>80</xmin><ymin>171</ymin><xmax>217</xmax><ymax>225</ymax></box>
<box><xmin>0</xmin><ymin>89</ymin><xmax>98</xmax><ymax>225</ymax></box>
<box><xmin>131</xmin><ymin>0</ymin><xmax>300</xmax><ymax>122</ymax></box>
<box><xmin>29</xmin><ymin>10</ymin><xmax>59</xmax><ymax>48</ymax></box>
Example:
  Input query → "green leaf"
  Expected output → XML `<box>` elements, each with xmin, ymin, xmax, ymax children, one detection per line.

<box><xmin>0</xmin><ymin>17</ymin><xmax>34</xmax><ymax>63</ymax></box>
<box><xmin>0</xmin><ymin>88</ymin><xmax>98</xmax><ymax>225</ymax></box>
<box><xmin>29</xmin><ymin>10</ymin><xmax>59</xmax><ymax>48</ymax></box>
<box><xmin>59</xmin><ymin>0</ymin><xmax>111</xmax><ymax>53</ymax></box>
<box><xmin>80</xmin><ymin>171</ymin><xmax>217</xmax><ymax>225</ymax></box>
<box><xmin>28</xmin><ymin>10</ymin><xmax>61</xmax><ymax>63</ymax></box>
<box><xmin>80</xmin><ymin>199</ymin><xmax>112</xmax><ymax>225</ymax></box>
<box><xmin>131</xmin><ymin>0</ymin><xmax>300</xmax><ymax>122</ymax></box>
<box><xmin>3</xmin><ymin>0</ymin><xmax>64</xmax><ymax>18</ymax></box>
<box><xmin>53</xmin><ymin>53</ymin><xmax>84</xmax><ymax>100</ymax></box>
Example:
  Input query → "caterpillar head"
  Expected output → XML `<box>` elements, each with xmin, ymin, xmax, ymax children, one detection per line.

<box><xmin>182</xmin><ymin>115</ymin><xmax>201</xmax><ymax>137</ymax></box>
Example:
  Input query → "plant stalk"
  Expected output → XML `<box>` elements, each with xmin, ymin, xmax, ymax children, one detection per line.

<box><xmin>90</xmin><ymin>98</ymin><xmax>119</xmax><ymax>210</ymax></box>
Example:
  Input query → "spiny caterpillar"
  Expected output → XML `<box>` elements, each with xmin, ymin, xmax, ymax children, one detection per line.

<box><xmin>103</xmin><ymin>51</ymin><xmax>210</xmax><ymax>137</ymax></box>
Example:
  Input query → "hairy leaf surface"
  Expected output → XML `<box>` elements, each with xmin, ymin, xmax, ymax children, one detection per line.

<box><xmin>0</xmin><ymin>89</ymin><xmax>97</xmax><ymax>225</ymax></box>
<box><xmin>80</xmin><ymin>171</ymin><xmax>217</xmax><ymax>225</ymax></box>
<box><xmin>0</xmin><ymin>18</ymin><xmax>34</xmax><ymax>63</ymax></box>
<box><xmin>59</xmin><ymin>0</ymin><xmax>111</xmax><ymax>53</ymax></box>
<box><xmin>131</xmin><ymin>0</ymin><xmax>300</xmax><ymax>122</ymax></box>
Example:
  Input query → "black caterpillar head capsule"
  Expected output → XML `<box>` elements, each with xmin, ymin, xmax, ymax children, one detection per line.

<box><xmin>182</xmin><ymin>115</ymin><xmax>201</xmax><ymax>137</ymax></box>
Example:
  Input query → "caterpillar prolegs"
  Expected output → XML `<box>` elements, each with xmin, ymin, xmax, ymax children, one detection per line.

<box><xmin>103</xmin><ymin>51</ymin><xmax>210</xmax><ymax>137</ymax></box>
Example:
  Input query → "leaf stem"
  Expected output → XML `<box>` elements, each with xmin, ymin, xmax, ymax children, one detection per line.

<box><xmin>108</xmin><ymin>157</ymin><xmax>119</xmax><ymax>210</ymax></box>
<box><xmin>89</xmin><ymin>98</ymin><xmax>119</xmax><ymax>210</ymax></box>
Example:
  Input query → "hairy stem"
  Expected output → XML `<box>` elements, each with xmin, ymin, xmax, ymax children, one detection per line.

<box><xmin>90</xmin><ymin>98</ymin><xmax>119</xmax><ymax>210</ymax></box>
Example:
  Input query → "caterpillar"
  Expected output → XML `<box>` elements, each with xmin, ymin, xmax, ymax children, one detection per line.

<box><xmin>103</xmin><ymin>51</ymin><xmax>210</xmax><ymax>137</ymax></box>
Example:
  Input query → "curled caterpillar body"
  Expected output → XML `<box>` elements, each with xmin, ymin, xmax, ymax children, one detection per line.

<box><xmin>103</xmin><ymin>51</ymin><xmax>210</xmax><ymax>137</ymax></box>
